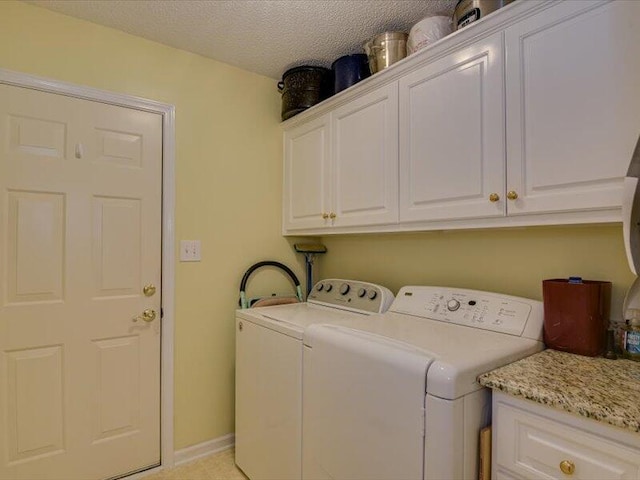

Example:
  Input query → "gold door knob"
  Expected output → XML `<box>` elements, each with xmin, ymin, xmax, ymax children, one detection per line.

<box><xmin>143</xmin><ymin>284</ymin><xmax>157</xmax><ymax>297</ymax></box>
<box><xmin>507</xmin><ymin>190</ymin><xmax>519</xmax><ymax>201</ymax></box>
<box><xmin>322</xmin><ymin>213</ymin><xmax>329</xmax><ymax>219</ymax></box>
<box><xmin>133</xmin><ymin>309</ymin><xmax>157</xmax><ymax>323</ymax></box>
<box><xmin>329</xmin><ymin>212</ymin><xmax>336</xmax><ymax>219</ymax></box>
<box><xmin>489</xmin><ymin>193</ymin><xmax>500</xmax><ymax>203</ymax></box>
<box><xmin>559</xmin><ymin>460</ymin><xmax>575</xmax><ymax>475</ymax></box>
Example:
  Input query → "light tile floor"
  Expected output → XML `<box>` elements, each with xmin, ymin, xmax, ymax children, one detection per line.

<box><xmin>144</xmin><ymin>449</ymin><xmax>248</xmax><ymax>480</ymax></box>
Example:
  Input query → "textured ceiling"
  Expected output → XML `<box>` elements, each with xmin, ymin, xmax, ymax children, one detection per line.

<box><xmin>26</xmin><ymin>0</ymin><xmax>458</xmax><ymax>80</ymax></box>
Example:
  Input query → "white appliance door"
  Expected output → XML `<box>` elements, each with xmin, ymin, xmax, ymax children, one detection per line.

<box><xmin>302</xmin><ymin>325</ymin><xmax>432</xmax><ymax>480</ymax></box>
<box><xmin>235</xmin><ymin>318</ymin><xmax>302</xmax><ymax>480</ymax></box>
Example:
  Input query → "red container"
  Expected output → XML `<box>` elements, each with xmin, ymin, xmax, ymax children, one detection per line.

<box><xmin>542</xmin><ymin>278</ymin><xmax>611</xmax><ymax>357</ymax></box>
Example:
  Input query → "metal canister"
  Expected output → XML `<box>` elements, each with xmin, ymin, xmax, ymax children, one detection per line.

<box><xmin>453</xmin><ymin>0</ymin><xmax>513</xmax><ymax>31</ymax></box>
<box><xmin>363</xmin><ymin>31</ymin><xmax>408</xmax><ymax>74</ymax></box>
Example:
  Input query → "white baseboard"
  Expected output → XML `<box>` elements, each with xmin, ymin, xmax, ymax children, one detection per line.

<box><xmin>173</xmin><ymin>434</ymin><xmax>235</xmax><ymax>466</ymax></box>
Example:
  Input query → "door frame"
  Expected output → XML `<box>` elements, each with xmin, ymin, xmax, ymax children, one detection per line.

<box><xmin>0</xmin><ymin>68</ymin><xmax>177</xmax><ymax>471</ymax></box>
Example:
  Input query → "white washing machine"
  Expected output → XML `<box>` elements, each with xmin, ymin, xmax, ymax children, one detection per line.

<box><xmin>302</xmin><ymin>285</ymin><xmax>545</xmax><ymax>480</ymax></box>
<box><xmin>235</xmin><ymin>279</ymin><xmax>394</xmax><ymax>480</ymax></box>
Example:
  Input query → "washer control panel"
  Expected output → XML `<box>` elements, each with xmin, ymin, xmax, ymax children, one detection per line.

<box><xmin>391</xmin><ymin>286</ymin><xmax>543</xmax><ymax>338</ymax></box>
<box><xmin>308</xmin><ymin>279</ymin><xmax>394</xmax><ymax>314</ymax></box>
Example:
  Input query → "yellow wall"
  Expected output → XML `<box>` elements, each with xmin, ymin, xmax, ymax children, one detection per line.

<box><xmin>0</xmin><ymin>1</ymin><xmax>307</xmax><ymax>449</ymax></box>
<box><xmin>1</xmin><ymin>0</ymin><xmax>636</xmax><ymax>456</ymax></box>
<box><xmin>319</xmin><ymin>224</ymin><xmax>635</xmax><ymax>321</ymax></box>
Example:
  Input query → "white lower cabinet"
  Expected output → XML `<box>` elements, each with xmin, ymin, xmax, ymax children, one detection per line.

<box><xmin>493</xmin><ymin>392</ymin><xmax>640</xmax><ymax>480</ymax></box>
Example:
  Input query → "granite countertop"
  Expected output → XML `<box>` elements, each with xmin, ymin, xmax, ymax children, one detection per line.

<box><xmin>478</xmin><ymin>349</ymin><xmax>640</xmax><ymax>433</ymax></box>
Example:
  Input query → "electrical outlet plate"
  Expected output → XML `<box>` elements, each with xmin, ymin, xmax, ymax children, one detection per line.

<box><xmin>180</xmin><ymin>240</ymin><xmax>201</xmax><ymax>262</ymax></box>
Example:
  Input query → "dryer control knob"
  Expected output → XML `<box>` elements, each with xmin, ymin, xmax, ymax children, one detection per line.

<box><xmin>325</xmin><ymin>283</ymin><xmax>333</xmax><ymax>292</ymax></box>
<box><xmin>368</xmin><ymin>290</ymin><xmax>378</xmax><ymax>300</ymax></box>
<box><xmin>447</xmin><ymin>299</ymin><xmax>461</xmax><ymax>311</ymax></box>
<box><xmin>357</xmin><ymin>288</ymin><xmax>366</xmax><ymax>298</ymax></box>
<box><xmin>340</xmin><ymin>283</ymin><xmax>350</xmax><ymax>295</ymax></box>
<box><xmin>316</xmin><ymin>283</ymin><xmax>324</xmax><ymax>291</ymax></box>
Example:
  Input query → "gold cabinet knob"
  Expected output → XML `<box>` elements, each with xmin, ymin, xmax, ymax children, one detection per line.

<box><xmin>329</xmin><ymin>212</ymin><xmax>336</xmax><ymax>219</ymax></box>
<box><xmin>143</xmin><ymin>284</ymin><xmax>156</xmax><ymax>297</ymax></box>
<box><xmin>559</xmin><ymin>460</ymin><xmax>575</xmax><ymax>475</ymax></box>
<box><xmin>322</xmin><ymin>213</ymin><xmax>329</xmax><ymax>219</ymax></box>
<box><xmin>507</xmin><ymin>190</ymin><xmax>519</xmax><ymax>201</ymax></box>
<box><xmin>489</xmin><ymin>193</ymin><xmax>500</xmax><ymax>203</ymax></box>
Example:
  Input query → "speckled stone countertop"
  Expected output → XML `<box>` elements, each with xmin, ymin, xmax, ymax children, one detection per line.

<box><xmin>478</xmin><ymin>349</ymin><xmax>640</xmax><ymax>433</ymax></box>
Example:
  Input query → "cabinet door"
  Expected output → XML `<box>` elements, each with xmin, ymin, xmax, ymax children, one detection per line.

<box><xmin>505</xmin><ymin>0</ymin><xmax>640</xmax><ymax>216</ymax></box>
<box><xmin>283</xmin><ymin>115</ymin><xmax>331</xmax><ymax>231</ymax></box>
<box><xmin>399</xmin><ymin>32</ymin><xmax>505</xmax><ymax>223</ymax></box>
<box><xmin>494</xmin><ymin>399</ymin><xmax>640</xmax><ymax>480</ymax></box>
<box><xmin>331</xmin><ymin>83</ymin><xmax>399</xmax><ymax>227</ymax></box>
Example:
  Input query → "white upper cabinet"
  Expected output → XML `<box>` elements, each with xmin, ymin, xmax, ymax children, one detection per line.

<box><xmin>399</xmin><ymin>32</ymin><xmax>505</xmax><ymax>223</ymax></box>
<box><xmin>283</xmin><ymin>115</ymin><xmax>330</xmax><ymax>230</ymax></box>
<box><xmin>283</xmin><ymin>84</ymin><xmax>398</xmax><ymax>232</ymax></box>
<box><xmin>281</xmin><ymin>0</ymin><xmax>640</xmax><ymax>235</ymax></box>
<box><xmin>504</xmin><ymin>0</ymin><xmax>640</xmax><ymax>216</ymax></box>
<box><xmin>332</xmin><ymin>83</ymin><xmax>398</xmax><ymax>227</ymax></box>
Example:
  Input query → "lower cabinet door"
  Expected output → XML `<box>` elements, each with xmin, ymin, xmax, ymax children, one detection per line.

<box><xmin>494</xmin><ymin>396</ymin><xmax>640</xmax><ymax>480</ymax></box>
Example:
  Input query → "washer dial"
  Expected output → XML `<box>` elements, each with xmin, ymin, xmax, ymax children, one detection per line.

<box><xmin>446</xmin><ymin>299</ymin><xmax>461</xmax><ymax>311</ymax></box>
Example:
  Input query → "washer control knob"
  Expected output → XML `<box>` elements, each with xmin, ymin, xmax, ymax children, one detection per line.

<box><xmin>325</xmin><ymin>283</ymin><xmax>333</xmax><ymax>292</ymax></box>
<box><xmin>357</xmin><ymin>288</ymin><xmax>366</xmax><ymax>298</ymax></box>
<box><xmin>340</xmin><ymin>283</ymin><xmax>350</xmax><ymax>295</ymax></box>
<box><xmin>368</xmin><ymin>290</ymin><xmax>378</xmax><ymax>300</ymax></box>
<box><xmin>316</xmin><ymin>283</ymin><xmax>324</xmax><ymax>291</ymax></box>
<box><xmin>447</xmin><ymin>299</ymin><xmax>461</xmax><ymax>311</ymax></box>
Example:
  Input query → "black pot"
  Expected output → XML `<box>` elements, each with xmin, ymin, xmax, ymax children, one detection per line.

<box><xmin>331</xmin><ymin>54</ymin><xmax>370</xmax><ymax>93</ymax></box>
<box><xmin>278</xmin><ymin>66</ymin><xmax>332</xmax><ymax>121</ymax></box>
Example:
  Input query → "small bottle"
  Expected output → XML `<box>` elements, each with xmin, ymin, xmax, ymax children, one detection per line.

<box><xmin>623</xmin><ymin>308</ymin><xmax>640</xmax><ymax>361</ymax></box>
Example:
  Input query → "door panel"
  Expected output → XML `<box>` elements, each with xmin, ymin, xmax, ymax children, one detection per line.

<box><xmin>7</xmin><ymin>191</ymin><xmax>65</xmax><ymax>303</ymax></box>
<box><xmin>8</xmin><ymin>114</ymin><xmax>67</xmax><ymax>159</ymax></box>
<box><xmin>92</xmin><ymin>336</ymin><xmax>140</xmax><ymax>441</ymax></box>
<box><xmin>0</xmin><ymin>83</ymin><xmax>162</xmax><ymax>480</ymax></box>
<box><xmin>92</xmin><ymin>197</ymin><xmax>141</xmax><ymax>297</ymax></box>
<box><xmin>7</xmin><ymin>346</ymin><xmax>65</xmax><ymax>463</ymax></box>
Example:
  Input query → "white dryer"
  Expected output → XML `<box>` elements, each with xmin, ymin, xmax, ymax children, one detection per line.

<box><xmin>302</xmin><ymin>286</ymin><xmax>545</xmax><ymax>480</ymax></box>
<box><xmin>235</xmin><ymin>279</ymin><xmax>394</xmax><ymax>480</ymax></box>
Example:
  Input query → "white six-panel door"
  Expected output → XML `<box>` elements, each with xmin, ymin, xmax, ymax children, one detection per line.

<box><xmin>0</xmin><ymin>84</ymin><xmax>162</xmax><ymax>480</ymax></box>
